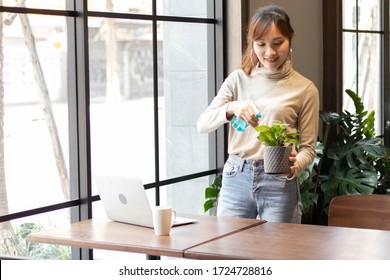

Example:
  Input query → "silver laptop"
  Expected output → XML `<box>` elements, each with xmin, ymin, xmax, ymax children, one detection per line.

<box><xmin>95</xmin><ymin>175</ymin><xmax>197</xmax><ymax>228</ymax></box>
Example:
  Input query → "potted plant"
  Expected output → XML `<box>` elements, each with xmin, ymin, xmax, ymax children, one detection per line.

<box><xmin>299</xmin><ymin>89</ymin><xmax>390</xmax><ymax>225</ymax></box>
<box><xmin>255</xmin><ymin>121</ymin><xmax>299</xmax><ymax>173</ymax></box>
<box><xmin>203</xmin><ymin>175</ymin><xmax>222</xmax><ymax>215</ymax></box>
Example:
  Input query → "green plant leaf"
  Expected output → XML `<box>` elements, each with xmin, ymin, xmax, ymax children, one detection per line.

<box><xmin>203</xmin><ymin>199</ymin><xmax>216</xmax><ymax>213</ymax></box>
<box><xmin>345</xmin><ymin>89</ymin><xmax>364</xmax><ymax>114</ymax></box>
<box><xmin>205</xmin><ymin>187</ymin><xmax>220</xmax><ymax>199</ymax></box>
<box><xmin>357</xmin><ymin>137</ymin><xmax>390</xmax><ymax>158</ymax></box>
<box><xmin>301</xmin><ymin>191</ymin><xmax>319</xmax><ymax>209</ymax></box>
<box><xmin>255</xmin><ymin>121</ymin><xmax>298</xmax><ymax>146</ymax></box>
<box><xmin>320</xmin><ymin>165</ymin><xmax>377</xmax><ymax>197</ymax></box>
<box><xmin>320</xmin><ymin>111</ymin><xmax>341</xmax><ymax>125</ymax></box>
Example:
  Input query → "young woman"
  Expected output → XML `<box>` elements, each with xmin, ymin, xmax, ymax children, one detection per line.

<box><xmin>197</xmin><ymin>5</ymin><xmax>319</xmax><ymax>223</ymax></box>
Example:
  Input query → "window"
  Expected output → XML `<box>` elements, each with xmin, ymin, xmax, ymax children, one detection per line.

<box><xmin>324</xmin><ymin>0</ymin><xmax>390</xmax><ymax>147</ymax></box>
<box><xmin>342</xmin><ymin>0</ymin><xmax>382</xmax><ymax>134</ymax></box>
<box><xmin>0</xmin><ymin>0</ymin><xmax>223</xmax><ymax>260</ymax></box>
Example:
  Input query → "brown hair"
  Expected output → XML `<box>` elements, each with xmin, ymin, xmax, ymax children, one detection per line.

<box><xmin>241</xmin><ymin>5</ymin><xmax>294</xmax><ymax>75</ymax></box>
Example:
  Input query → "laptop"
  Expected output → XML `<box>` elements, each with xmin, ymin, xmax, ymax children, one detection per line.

<box><xmin>95</xmin><ymin>175</ymin><xmax>197</xmax><ymax>228</ymax></box>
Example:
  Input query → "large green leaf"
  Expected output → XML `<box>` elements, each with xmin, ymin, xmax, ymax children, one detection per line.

<box><xmin>327</xmin><ymin>136</ymin><xmax>388</xmax><ymax>170</ymax></box>
<box><xmin>320</xmin><ymin>165</ymin><xmax>377</xmax><ymax>197</ymax></box>
<box><xmin>327</xmin><ymin>137</ymin><xmax>352</xmax><ymax>161</ymax></box>
<box><xmin>301</xmin><ymin>191</ymin><xmax>319</xmax><ymax>209</ymax></box>
<box><xmin>357</xmin><ymin>137</ymin><xmax>390</xmax><ymax>158</ymax></box>
<box><xmin>345</xmin><ymin>89</ymin><xmax>364</xmax><ymax>114</ymax></box>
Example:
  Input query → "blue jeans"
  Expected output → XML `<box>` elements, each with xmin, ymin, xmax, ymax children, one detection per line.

<box><xmin>217</xmin><ymin>155</ymin><xmax>302</xmax><ymax>223</ymax></box>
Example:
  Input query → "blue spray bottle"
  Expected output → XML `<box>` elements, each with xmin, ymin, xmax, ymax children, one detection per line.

<box><xmin>231</xmin><ymin>113</ymin><xmax>262</xmax><ymax>132</ymax></box>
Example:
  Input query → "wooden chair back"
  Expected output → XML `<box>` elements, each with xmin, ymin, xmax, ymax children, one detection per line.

<box><xmin>328</xmin><ymin>194</ymin><xmax>390</xmax><ymax>230</ymax></box>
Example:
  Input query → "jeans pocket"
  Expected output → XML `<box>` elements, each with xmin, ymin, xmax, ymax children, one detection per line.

<box><xmin>222</xmin><ymin>160</ymin><xmax>239</xmax><ymax>178</ymax></box>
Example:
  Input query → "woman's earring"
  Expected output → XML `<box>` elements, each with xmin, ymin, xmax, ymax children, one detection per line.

<box><xmin>288</xmin><ymin>48</ymin><xmax>293</xmax><ymax>65</ymax></box>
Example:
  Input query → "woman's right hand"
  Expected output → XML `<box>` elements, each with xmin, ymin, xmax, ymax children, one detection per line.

<box><xmin>227</xmin><ymin>100</ymin><xmax>259</xmax><ymax>127</ymax></box>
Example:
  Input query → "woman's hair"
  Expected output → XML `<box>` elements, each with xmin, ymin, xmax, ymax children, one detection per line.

<box><xmin>241</xmin><ymin>5</ymin><xmax>294</xmax><ymax>75</ymax></box>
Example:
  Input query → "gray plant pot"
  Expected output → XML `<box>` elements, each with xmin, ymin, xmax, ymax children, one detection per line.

<box><xmin>264</xmin><ymin>145</ymin><xmax>292</xmax><ymax>174</ymax></box>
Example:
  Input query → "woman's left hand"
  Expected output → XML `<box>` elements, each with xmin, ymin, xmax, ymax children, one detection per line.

<box><xmin>288</xmin><ymin>150</ymin><xmax>298</xmax><ymax>176</ymax></box>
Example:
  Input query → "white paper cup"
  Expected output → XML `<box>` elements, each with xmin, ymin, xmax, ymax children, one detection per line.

<box><xmin>152</xmin><ymin>206</ymin><xmax>176</xmax><ymax>236</ymax></box>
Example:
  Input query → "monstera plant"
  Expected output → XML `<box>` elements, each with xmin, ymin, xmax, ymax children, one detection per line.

<box><xmin>300</xmin><ymin>89</ymin><xmax>390</xmax><ymax>224</ymax></box>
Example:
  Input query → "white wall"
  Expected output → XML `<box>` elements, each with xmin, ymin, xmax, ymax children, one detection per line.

<box><xmin>249</xmin><ymin>0</ymin><xmax>323</xmax><ymax>106</ymax></box>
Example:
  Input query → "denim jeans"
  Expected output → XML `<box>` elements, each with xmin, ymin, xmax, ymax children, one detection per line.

<box><xmin>217</xmin><ymin>154</ymin><xmax>302</xmax><ymax>223</ymax></box>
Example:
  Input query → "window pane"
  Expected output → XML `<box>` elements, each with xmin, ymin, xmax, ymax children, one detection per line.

<box><xmin>2</xmin><ymin>14</ymin><xmax>69</xmax><ymax>213</ymax></box>
<box><xmin>3</xmin><ymin>0</ymin><xmax>65</xmax><ymax>9</ymax></box>
<box><xmin>343</xmin><ymin>0</ymin><xmax>357</xmax><ymax>29</ymax></box>
<box><xmin>358</xmin><ymin>0</ymin><xmax>380</xmax><ymax>31</ymax></box>
<box><xmin>160</xmin><ymin>176</ymin><xmax>213</xmax><ymax>215</ymax></box>
<box><xmin>89</xmin><ymin>18</ymin><xmax>156</xmax><ymax>187</ymax></box>
<box><xmin>343</xmin><ymin>32</ymin><xmax>357</xmax><ymax>93</ymax></box>
<box><xmin>157</xmin><ymin>21</ymin><xmax>215</xmax><ymax>180</ymax></box>
<box><xmin>0</xmin><ymin>209</ymin><xmax>72</xmax><ymax>259</ymax></box>
<box><xmin>357</xmin><ymin>33</ymin><xmax>381</xmax><ymax>133</ymax></box>
<box><xmin>88</xmin><ymin>0</ymin><xmax>152</xmax><ymax>14</ymax></box>
<box><xmin>157</xmin><ymin>0</ymin><xmax>213</xmax><ymax>18</ymax></box>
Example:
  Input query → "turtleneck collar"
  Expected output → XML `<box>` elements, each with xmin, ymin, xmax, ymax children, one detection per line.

<box><xmin>254</xmin><ymin>59</ymin><xmax>293</xmax><ymax>79</ymax></box>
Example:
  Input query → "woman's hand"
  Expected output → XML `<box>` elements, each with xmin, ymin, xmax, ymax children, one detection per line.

<box><xmin>226</xmin><ymin>100</ymin><xmax>259</xmax><ymax>127</ymax></box>
<box><xmin>288</xmin><ymin>150</ymin><xmax>298</xmax><ymax>177</ymax></box>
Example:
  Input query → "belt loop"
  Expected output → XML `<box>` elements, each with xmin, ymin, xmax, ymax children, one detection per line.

<box><xmin>239</xmin><ymin>160</ymin><xmax>245</xmax><ymax>172</ymax></box>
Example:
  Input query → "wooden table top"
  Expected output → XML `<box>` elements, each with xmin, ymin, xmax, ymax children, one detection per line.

<box><xmin>184</xmin><ymin>222</ymin><xmax>390</xmax><ymax>260</ymax></box>
<box><xmin>27</xmin><ymin>214</ymin><xmax>264</xmax><ymax>258</ymax></box>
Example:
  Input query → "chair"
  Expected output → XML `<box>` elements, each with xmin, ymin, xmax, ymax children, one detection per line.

<box><xmin>328</xmin><ymin>194</ymin><xmax>390</xmax><ymax>230</ymax></box>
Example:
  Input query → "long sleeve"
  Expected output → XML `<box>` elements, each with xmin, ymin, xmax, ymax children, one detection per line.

<box><xmin>294</xmin><ymin>82</ymin><xmax>319</xmax><ymax>175</ymax></box>
<box><xmin>197</xmin><ymin>71</ymin><xmax>238</xmax><ymax>134</ymax></box>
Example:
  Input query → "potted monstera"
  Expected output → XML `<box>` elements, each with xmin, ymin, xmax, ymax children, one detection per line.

<box><xmin>255</xmin><ymin>121</ymin><xmax>299</xmax><ymax>173</ymax></box>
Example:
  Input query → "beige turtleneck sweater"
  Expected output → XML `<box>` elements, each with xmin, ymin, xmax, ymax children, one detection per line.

<box><xmin>197</xmin><ymin>63</ymin><xmax>319</xmax><ymax>175</ymax></box>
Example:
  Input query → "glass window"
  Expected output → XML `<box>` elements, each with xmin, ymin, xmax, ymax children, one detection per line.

<box><xmin>343</xmin><ymin>0</ymin><xmax>357</xmax><ymax>29</ymax></box>
<box><xmin>89</xmin><ymin>18</ymin><xmax>157</xmax><ymax>186</ymax></box>
<box><xmin>0</xmin><ymin>209</ymin><xmax>72</xmax><ymax>259</ymax></box>
<box><xmin>161</xmin><ymin>176</ymin><xmax>213</xmax><ymax>215</ymax></box>
<box><xmin>1</xmin><ymin>14</ymin><xmax>69</xmax><ymax>213</ymax></box>
<box><xmin>157</xmin><ymin>0</ymin><xmax>212</xmax><ymax>18</ymax></box>
<box><xmin>158</xmin><ymin>21</ymin><xmax>215</xmax><ymax>180</ymax></box>
<box><xmin>87</xmin><ymin>0</ymin><xmax>152</xmax><ymax>14</ymax></box>
<box><xmin>2</xmin><ymin>0</ymin><xmax>66</xmax><ymax>10</ymax></box>
<box><xmin>358</xmin><ymin>0</ymin><xmax>380</xmax><ymax>31</ymax></box>
<box><xmin>343</xmin><ymin>0</ymin><xmax>380</xmax><ymax>31</ymax></box>
<box><xmin>0</xmin><ymin>0</ymin><xmax>222</xmax><ymax>260</ymax></box>
<box><xmin>342</xmin><ymin>1</ymin><xmax>382</xmax><ymax>134</ymax></box>
<box><xmin>342</xmin><ymin>33</ymin><xmax>357</xmax><ymax>93</ymax></box>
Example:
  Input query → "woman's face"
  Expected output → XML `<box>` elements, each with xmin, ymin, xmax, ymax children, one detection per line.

<box><xmin>253</xmin><ymin>23</ymin><xmax>290</xmax><ymax>71</ymax></box>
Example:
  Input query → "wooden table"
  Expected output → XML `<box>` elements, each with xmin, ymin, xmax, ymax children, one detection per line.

<box><xmin>184</xmin><ymin>222</ymin><xmax>390</xmax><ymax>260</ymax></box>
<box><xmin>27</xmin><ymin>214</ymin><xmax>264</xmax><ymax>258</ymax></box>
